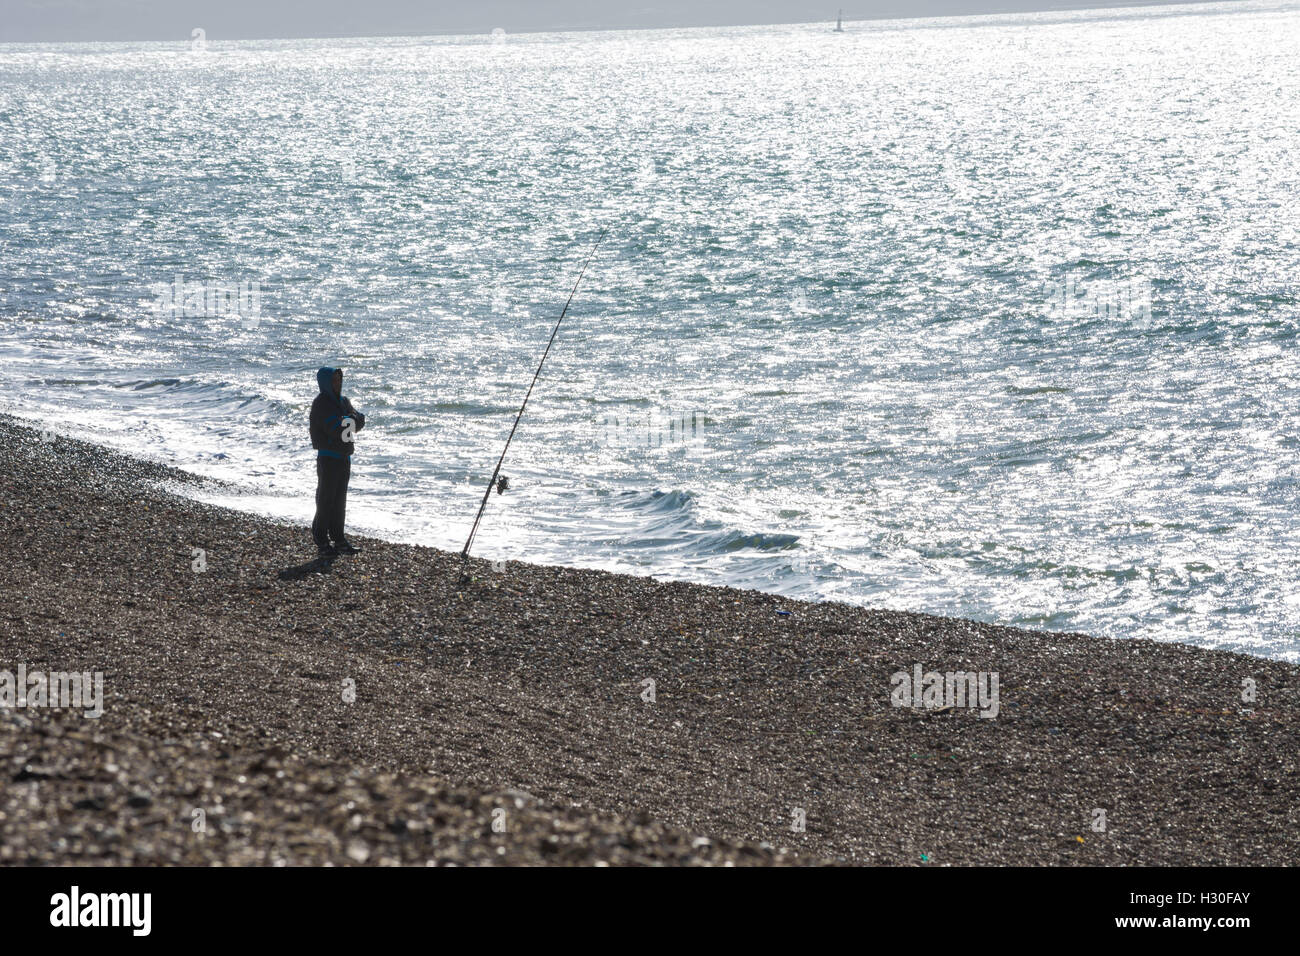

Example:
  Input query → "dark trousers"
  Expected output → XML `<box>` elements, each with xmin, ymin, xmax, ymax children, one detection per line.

<box><xmin>312</xmin><ymin>456</ymin><xmax>351</xmax><ymax>549</ymax></box>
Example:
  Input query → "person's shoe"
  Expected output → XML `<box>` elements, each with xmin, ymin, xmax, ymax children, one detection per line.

<box><xmin>335</xmin><ymin>540</ymin><xmax>361</xmax><ymax>555</ymax></box>
<box><xmin>317</xmin><ymin>544</ymin><xmax>338</xmax><ymax>558</ymax></box>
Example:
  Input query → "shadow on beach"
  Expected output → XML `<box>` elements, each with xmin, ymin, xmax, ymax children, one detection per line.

<box><xmin>277</xmin><ymin>554</ymin><xmax>338</xmax><ymax>580</ymax></box>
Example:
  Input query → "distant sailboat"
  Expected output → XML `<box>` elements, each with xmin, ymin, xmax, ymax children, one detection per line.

<box><xmin>834</xmin><ymin>10</ymin><xmax>845</xmax><ymax>32</ymax></box>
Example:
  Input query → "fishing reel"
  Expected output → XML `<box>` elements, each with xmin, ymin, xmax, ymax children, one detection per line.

<box><xmin>495</xmin><ymin>475</ymin><xmax>509</xmax><ymax>495</ymax></box>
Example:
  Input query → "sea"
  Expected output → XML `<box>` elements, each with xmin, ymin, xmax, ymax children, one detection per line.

<box><xmin>2</xmin><ymin>0</ymin><xmax>1299</xmax><ymax>659</ymax></box>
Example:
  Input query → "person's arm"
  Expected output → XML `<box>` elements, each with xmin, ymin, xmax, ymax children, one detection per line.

<box><xmin>317</xmin><ymin>403</ymin><xmax>353</xmax><ymax>443</ymax></box>
<box><xmin>342</xmin><ymin>398</ymin><xmax>365</xmax><ymax>431</ymax></box>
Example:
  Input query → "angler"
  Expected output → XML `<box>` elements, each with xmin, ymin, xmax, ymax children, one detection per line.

<box><xmin>310</xmin><ymin>365</ymin><xmax>366</xmax><ymax>557</ymax></box>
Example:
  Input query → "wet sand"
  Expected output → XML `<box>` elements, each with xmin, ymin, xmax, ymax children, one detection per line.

<box><xmin>3</xmin><ymin>413</ymin><xmax>1298</xmax><ymax>865</ymax></box>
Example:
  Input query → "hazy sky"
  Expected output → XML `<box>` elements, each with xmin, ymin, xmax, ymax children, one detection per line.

<box><xmin>0</xmin><ymin>0</ymin><xmax>1230</xmax><ymax>43</ymax></box>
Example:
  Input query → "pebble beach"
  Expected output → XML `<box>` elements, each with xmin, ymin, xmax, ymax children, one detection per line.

<box><xmin>3</xmin><ymin>413</ymin><xmax>1298</xmax><ymax>866</ymax></box>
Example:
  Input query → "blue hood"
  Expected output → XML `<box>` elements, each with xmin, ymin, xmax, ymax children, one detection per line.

<box><xmin>317</xmin><ymin>366</ymin><xmax>340</xmax><ymax>401</ymax></box>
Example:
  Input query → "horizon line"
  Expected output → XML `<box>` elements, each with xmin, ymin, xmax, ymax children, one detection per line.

<box><xmin>0</xmin><ymin>0</ymin><xmax>1247</xmax><ymax>47</ymax></box>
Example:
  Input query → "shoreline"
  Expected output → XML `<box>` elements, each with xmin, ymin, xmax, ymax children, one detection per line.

<box><xmin>3</xmin><ymin>413</ymin><xmax>1299</xmax><ymax>864</ymax></box>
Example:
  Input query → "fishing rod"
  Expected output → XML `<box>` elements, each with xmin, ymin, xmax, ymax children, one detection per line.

<box><xmin>458</xmin><ymin>226</ymin><xmax>610</xmax><ymax>577</ymax></box>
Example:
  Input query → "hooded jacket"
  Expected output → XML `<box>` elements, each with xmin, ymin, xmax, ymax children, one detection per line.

<box><xmin>310</xmin><ymin>366</ymin><xmax>365</xmax><ymax>459</ymax></box>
